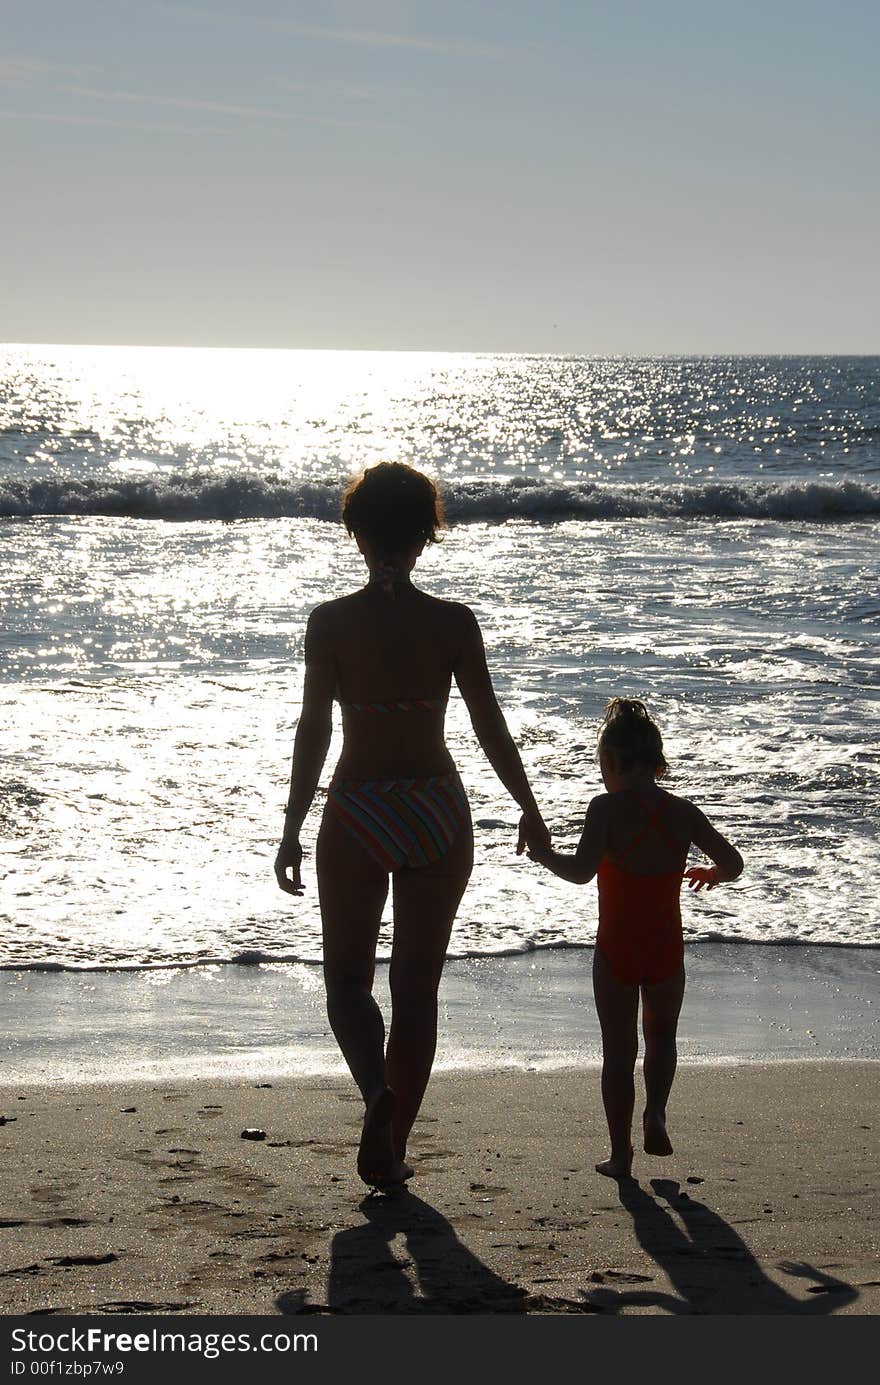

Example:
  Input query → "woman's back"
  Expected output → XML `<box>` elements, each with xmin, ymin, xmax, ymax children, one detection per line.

<box><xmin>316</xmin><ymin>583</ymin><xmax>468</xmax><ymax>780</ymax></box>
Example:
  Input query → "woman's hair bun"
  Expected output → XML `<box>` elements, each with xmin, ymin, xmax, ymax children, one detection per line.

<box><xmin>342</xmin><ymin>462</ymin><xmax>444</xmax><ymax>558</ymax></box>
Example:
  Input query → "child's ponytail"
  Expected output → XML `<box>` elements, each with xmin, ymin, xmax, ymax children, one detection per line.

<box><xmin>598</xmin><ymin>698</ymin><xmax>668</xmax><ymax>777</ymax></box>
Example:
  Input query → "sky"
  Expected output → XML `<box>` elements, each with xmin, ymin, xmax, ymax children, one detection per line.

<box><xmin>1</xmin><ymin>0</ymin><xmax>878</xmax><ymax>352</ymax></box>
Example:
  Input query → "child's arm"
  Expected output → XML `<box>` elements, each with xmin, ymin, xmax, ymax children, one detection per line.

<box><xmin>527</xmin><ymin>796</ymin><xmax>608</xmax><ymax>885</ymax></box>
<box><xmin>684</xmin><ymin>804</ymin><xmax>744</xmax><ymax>891</ymax></box>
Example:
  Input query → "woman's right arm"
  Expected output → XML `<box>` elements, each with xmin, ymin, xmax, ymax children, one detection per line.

<box><xmin>452</xmin><ymin>606</ymin><xmax>549</xmax><ymax>851</ymax></box>
<box><xmin>274</xmin><ymin>607</ymin><xmax>335</xmax><ymax>895</ymax></box>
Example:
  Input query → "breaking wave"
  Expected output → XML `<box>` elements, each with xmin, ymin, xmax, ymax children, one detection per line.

<box><xmin>2</xmin><ymin>473</ymin><xmax>879</xmax><ymax>522</ymax></box>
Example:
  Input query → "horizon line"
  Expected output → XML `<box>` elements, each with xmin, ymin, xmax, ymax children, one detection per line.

<box><xmin>3</xmin><ymin>340</ymin><xmax>879</xmax><ymax>359</ymax></box>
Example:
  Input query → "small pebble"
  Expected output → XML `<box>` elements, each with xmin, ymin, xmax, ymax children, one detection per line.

<box><xmin>121</xmin><ymin>1107</ymin><xmax>137</xmax><ymax>1113</ymax></box>
<box><xmin>241</xmin><ymin>1128</ymin><xmax>266</xmax><ymax>1141</ymax></box>
<box><xmin>686</xmin><ymin>1176</ymin><xmax>704</xmax><ymax>1184</ymax></box>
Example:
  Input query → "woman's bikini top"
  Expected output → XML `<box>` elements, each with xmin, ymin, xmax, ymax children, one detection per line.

<box><xmin>339</xmin><ymin>695</ymin><xmax>447</xmax><ymax>714</ymax></box>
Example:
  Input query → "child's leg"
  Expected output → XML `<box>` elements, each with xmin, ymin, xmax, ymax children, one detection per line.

<box><xmin>640</xmin><ymin>965</ymin><xmax>686</xmax><ymax>1155</ymax></box>
<box><xmin>592</xmin><ymin>948</ymin><xmax>640</xmax><ymax>1177</ymax></box>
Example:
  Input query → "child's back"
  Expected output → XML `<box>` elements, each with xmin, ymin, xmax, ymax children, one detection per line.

<box><xmin>597</xmin><ymin>787</ymin><xmax>689</xmax><ymax>988</ymax></box>
<box><xmin>601</xmin><ymin>785</ymin><xmax>692</xmax><ymax>875</ymax></box>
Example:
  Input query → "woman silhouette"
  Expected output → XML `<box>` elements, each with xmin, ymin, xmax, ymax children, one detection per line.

<box><xmin>275</xmin><ymin>463</ymin><xmax>548</xmax><ymax>1188</ymax></box>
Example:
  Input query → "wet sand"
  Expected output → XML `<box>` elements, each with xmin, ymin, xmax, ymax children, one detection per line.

<box><xmin>3</xmin><ymin>944</ymin><xmax>878</xmax><ymax>1086</ymax></box>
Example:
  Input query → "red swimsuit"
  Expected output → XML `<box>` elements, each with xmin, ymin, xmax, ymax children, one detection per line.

<box><xmin>596</xmin><ymin>798</ymin><xmax>684</xmax><ymax>987</ymax></box>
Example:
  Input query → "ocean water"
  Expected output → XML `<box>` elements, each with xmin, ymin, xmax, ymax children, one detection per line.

<box><xmin>2</xmin><ymin>346</ymin><xmax>878</xmax><ymax>971</ymax></box>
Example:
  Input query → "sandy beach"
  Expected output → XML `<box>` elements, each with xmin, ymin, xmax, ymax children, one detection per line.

<box><xmin>1</xmin><ymin>1061</ymin><xmax>877</xmax><ymax>1315</ymax></box>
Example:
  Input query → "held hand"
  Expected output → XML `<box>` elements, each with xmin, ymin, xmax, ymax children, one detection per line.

<box><xmin>525</xmin><ymin>841</ymin><xmax>553</xmax><ymax>866</ymax></box>
<box><xmin>517</xmin><ymin>810</ymin><xmax>551</xmax><ymax>857</ymax></box>
<box><xmin>684</xmin><ymin>866</ymin><xmax>718</xmax><ymax>892</ymax></box>
<box><xmin>274</xmin><ymin>835</ymin><xmax>304</xmax><ymax>895</ymax></box>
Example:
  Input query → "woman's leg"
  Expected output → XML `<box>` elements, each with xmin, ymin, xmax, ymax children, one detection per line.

<box><xmin>316</xmin><ymin>807</ymin><xmax>406</xmax><ymax>1185</ymax></box>
<box><xmin>592</xmin><ymin>947</ymin><xmax>640</xmax><ymax>1178</ymax></box>
<box><xmin>385</xmin><ymin>807</ymin><xmax>473</xmax><ymax>1163</ymax></box>
<box><xmin>641</xmin><ymin>964</ymin><xmax>686</xmax><ymax>1155</ymax></box>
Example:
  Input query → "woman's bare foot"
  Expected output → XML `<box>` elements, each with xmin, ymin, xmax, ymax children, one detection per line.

<box><xmin>643</xmin><ymin>1110</ymin><xmax>673</xmax><ymax>1156</ymax></box>
<box><xmin>357</xmin><ymin>1087</ymin><xmax>414</xmax><ymax>1188</ymax></box>
<box><xmin>595</xmin><ymin>1149</ymin><xmax>633</xmax><ymax>1179</ymax></box>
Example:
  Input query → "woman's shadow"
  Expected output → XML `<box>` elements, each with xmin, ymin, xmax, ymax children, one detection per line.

<box><xmin>277</xmin><ymin>1189</ymin><xmax>530</xmax><ymax>1315</ymax></box>
<box><xmin>582</xmin><ymin>1177</ymin><xmax>858</xmax><ymax>1315</ymax></box>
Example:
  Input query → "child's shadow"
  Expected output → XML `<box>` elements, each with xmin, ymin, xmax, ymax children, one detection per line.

<box><xmin>278</xmin><ymin>1189</ymin><xmax>530</xmax><ymax>1315</ymax></box>
<box><xmin>582</xmin><ymin>1178</ymin><xmax>858</xmax><ymax>1315</ymax></box>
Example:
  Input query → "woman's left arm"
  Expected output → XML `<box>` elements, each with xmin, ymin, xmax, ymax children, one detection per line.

<box><xmin>274</xmin><ymin>607</ymin><xmax>336</xmax><ymax>895</ymax></box>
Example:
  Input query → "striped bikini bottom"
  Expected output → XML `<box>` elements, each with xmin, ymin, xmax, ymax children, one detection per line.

<box><xmin>327</xmin><ymin>773</ymin><xmax>469</xmax><ymax>872</ymax></box>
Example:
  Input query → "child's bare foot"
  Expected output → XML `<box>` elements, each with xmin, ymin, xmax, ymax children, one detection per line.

<box><xmin>357</xmin><ymin>1087</ymin><xmax>413</xmax><ymax>1188</ymax></box>
<box><xmin>643</xmin><ymin>1110</ymin><xmax>673</xmax><ymax>1156</ymax></box>
<box><xmin>595</xmin><ymin>1149</ymin><xmax>633</xmax><ymax>1179</ymax></box>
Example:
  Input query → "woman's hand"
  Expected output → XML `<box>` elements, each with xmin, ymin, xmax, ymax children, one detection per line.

<box><xmin>525</xmin><ymin>839</ymin><xmax>554</xmax><ymax>867</ymax></box>
<box><xmin>684</xmin><ymin>865</ymin><xmax>718</xmax><ymax>892</ymax></box>
<box><xmin>516</xmin><ymin>810</ymin><xmax>551</xmax><ymax>857</ymax></box>
<box><xmin>274</xmin><ymin>834</ymin><xmax>304</xmax><ymax>895</ymax></box>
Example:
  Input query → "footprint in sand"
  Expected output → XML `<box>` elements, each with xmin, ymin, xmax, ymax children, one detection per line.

<box><xmin>93</xmin><ymin>1300</ymin><xmax>193</xmax><ymax>1313</ymax></box>
<box><xmin>48</xmin><ymin>1253</ymin><xmax>118</xmax><ymax>1268</ymax></box>
<box><xmin>590</xmin><ymin>1268</ymin><xmax>654</xmax><ymax>1283</ymax></box>
<box><xmin>29</xmin><ymin>1184</ymin><xmax>78</xmax><ymax>1206</ymax></box>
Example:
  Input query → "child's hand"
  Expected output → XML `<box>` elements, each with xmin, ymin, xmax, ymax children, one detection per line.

<box><xmin>526</xmin><ymin>840</ymin><xmax>553</xmax><ymax>866</ymax></box>
<box><xmin>684</xmin><ymin>866</ymin><xmax>719</xmax><ymax>892</ymax></box>
<box><xmin>516</xmin><ymin>810</ymin><xmax>550</xmax><ymax>857</ymax></box>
